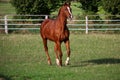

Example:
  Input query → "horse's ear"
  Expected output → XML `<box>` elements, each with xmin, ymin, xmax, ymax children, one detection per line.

<box><xmin>63</xmin><ymin>2</ymin><xmax>71</xmax><ymax>6</ymax></box>
<box><xmin>68</xmin><ymin>2</ymin><xmax>71</xmax><ymax>6</ymax></box>
<box><xmin>63</xmin><ymin>2</ymin><xmax>67</xmax><ymax>6</ymax></box>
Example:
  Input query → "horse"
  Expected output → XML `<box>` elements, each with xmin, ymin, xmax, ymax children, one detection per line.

<box><xmin>40</xmin><ymin>2</ymin><xmax>72</xmax><ymax>66</ymax></box>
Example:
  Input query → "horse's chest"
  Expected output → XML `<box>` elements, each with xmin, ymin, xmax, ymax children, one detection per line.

<box><xmin>59</xmin><ymin>31</ymin><xmax>69</xmax><ymax>41</ymax></box>
<box><xmin>60</xmin><ymin>34</ymin><xmax>67</xmax><ymax>41</ymax></box>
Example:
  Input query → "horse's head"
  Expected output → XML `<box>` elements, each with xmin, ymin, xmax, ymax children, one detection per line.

<box><xmin>60</xmin><ymin>2</ymin><xmax>73</xmax><ymax>20</ymax></box>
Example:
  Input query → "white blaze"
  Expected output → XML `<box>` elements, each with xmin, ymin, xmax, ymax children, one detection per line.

<box><xmin>67</xmin><ymin>7</ymin><xmax>72</xmax><ymax>19</ymax></box>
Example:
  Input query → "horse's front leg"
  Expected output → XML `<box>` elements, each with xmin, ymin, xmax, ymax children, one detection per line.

<box><xmin>54</xmin><ymin>42</ymin><xmax>63</xmax><ymax>66</ymax></box>
<box><xmin>64</xmin><ymin>40</ymin><xmax>71</xmax><ymax>65</ymax></box>
<box><xmin>42</xmin><ymin>38</ymin><xmax>52</xmax><ymax>65</ymax></box>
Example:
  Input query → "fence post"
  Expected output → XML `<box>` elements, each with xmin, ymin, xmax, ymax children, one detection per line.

<box><xmin>45</xmin><ymin>15</ymin><xmax>48</xmax><ymax>19</ymax></box>
<box><xmin>4</xmin><ymin>15</ymin><xmax>8</xmax><ymax>34</ymax></box>
<box><xmin>85</xmin><ymin>16</ymin><xmax>88</xmax><ymax>34</ymax></box>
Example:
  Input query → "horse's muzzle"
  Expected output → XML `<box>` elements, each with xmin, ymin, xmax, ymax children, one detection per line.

<box><xmin>69</xmin><ymin>15</ymin><xmax>73</xmax><ymax>20</ymax></box>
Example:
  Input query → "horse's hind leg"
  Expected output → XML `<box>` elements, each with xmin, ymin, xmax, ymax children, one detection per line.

<box><xmin>42</xmin><ymin>38</ymin><xmax>52</xmax><ymax>65</ymax></box>
<box><xmin>64</xmin><ymin>40</ymin><xmax>71</xmax><ymax>65</ymax></box>
<box><xmin>54</xmin><ymin>42</ymin><xmax>63</xmax><ymax>66</ymax></box>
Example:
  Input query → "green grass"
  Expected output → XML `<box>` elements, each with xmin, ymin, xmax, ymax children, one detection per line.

<box><xmin>0</xmin><ymin>2</ymin><xmax>16</xmax><ymax>15</ymax></box>
<box><xmin>0</xmin><ymin>34</ymin><xmax>120</xmax><ymax>80</ymax></box>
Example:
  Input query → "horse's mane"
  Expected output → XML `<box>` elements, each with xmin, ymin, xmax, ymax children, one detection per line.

<box><xmin>58</xmin><ymin>7</ymin><xmax>62</xmax><ymax>16</ymax></box>
<box><xmin>58</xmin><ymin>2</ymin><xmax>70</xmax><ymax>16</ymax></box>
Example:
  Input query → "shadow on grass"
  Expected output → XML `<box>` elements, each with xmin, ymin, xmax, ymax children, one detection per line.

<box><xmin>71</xmin><ymin>58</ymin><xmax>120</xmax><ymax>67</ymax></box>
<box><xmin>0</xmin><ymin>74</ymin><xmax>32</xmax><ymax>80</ymax></box>
<box><xmin>0</xmin><ymin>74</ymin><xmax>11</xmax><ymax>80</ymax></box>
<box><xmin>82</xmin><ymin>58</ymin><xmax>120</xmax><ymax>64</ymax></box>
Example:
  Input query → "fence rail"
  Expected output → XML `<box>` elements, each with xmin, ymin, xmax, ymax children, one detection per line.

<box><xmin>0</xmin><ymin>15</ymin><xmax>120</xmax><ymax>34</ymax></box>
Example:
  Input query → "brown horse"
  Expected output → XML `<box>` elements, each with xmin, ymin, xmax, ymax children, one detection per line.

<box><xmin>40</xmin><ymin>2</ymin><xmax>72</xmax><ymax>66</ymax></box>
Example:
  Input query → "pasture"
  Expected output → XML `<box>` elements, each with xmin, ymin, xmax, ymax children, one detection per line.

<box><xmin>0</xmin><ymin>34</ymin><xmax>120</xmax><ymax>80</ymax></box>
<box><xmin>0</xmin><ymin>2</ymin><xmax>16</xmax><ymax>15</ymax></box>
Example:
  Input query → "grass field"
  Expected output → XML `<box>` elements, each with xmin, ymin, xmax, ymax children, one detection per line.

<box><xmin>0</xmin><ymin>33</ymin><xmax>120</xmax><ymax>80</ymax></box>
<box><xmin>0</xmin><ymin>2</ymin><xmax>16</xmax><ymax>15</ymax></box>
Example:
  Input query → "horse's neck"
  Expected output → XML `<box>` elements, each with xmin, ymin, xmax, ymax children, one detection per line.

<box><xmin>56</xmin><ymin>13</ymin><xmax>67</xmax><ymax>28</ymax></box>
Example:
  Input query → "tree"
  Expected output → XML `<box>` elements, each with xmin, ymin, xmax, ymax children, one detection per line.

<box><xmin>11</xmin><ymin>0</ymin><xmax>66</xmax><ymax>15</ymax></box>
<box><xmin>80</xmin><ymin>0</ymin><xmax>101</xmax><ymax>13</ymax></box>
<box><xmin>102</xmin><ymin>0</ymin><xmax>120</xmax><ymax>15</ymax></box>
<box><xmin>79</xmin><ymin>0</ymin><xmax>120</xmax><ymax>15</ymax></box>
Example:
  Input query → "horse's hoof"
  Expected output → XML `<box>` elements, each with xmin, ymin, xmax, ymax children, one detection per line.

<box><xmin>65</xmin><ymin>57</ymin><xmax>70</xmax><ymax>66</ymax></box>
<box><xmin>65</xmin><ymin>63</ymin><xmax>70</xmax><ymax>66</ymax></box>
<box><xmin>48</xmin><ymin>61</ymin><xmax>52</xmax><ymax>65</ymax></box>
<box><xmin>65</xmin><ymin>61</ymin><xmax>70</xmax><ymax>66</ymax></box>
<box><xmin>56</xmin><ymin>59</ymin><xmax>61</xmax><ymax>66</ymax></box>
<box><xmin>56</xmin><ymin>62</ymin><xmax>62</xmax><ymax>67</ymax></box>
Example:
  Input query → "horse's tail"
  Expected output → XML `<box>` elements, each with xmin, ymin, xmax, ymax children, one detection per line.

<box><xmin>40</xmin><ymin>19</ymin><xmax>49</xmax><ymax>32</ymax></box>
<box><xmin>41</xmin><ymin>19</ymin><xmax>50</xmax><ymax>28</ymax></box>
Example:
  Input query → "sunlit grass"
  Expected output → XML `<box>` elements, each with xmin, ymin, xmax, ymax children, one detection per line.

<box><xmin>0</xmin><ymin>2</ymin><xmax>16</xmax><ymax>15</ymax></box>
<box><xmin>0</xmin><ymin>34</ymin><xmax>120</xmax><ymax>80</ymax></box>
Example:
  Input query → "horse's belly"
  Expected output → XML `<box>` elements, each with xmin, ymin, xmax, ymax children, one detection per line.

<box><xmin>60</xmin><ymin>32</ymin><xmax>69</xmax><ymax>41</ymax></box>
<box><xmin>60</xmin><ymin>35</ymin><xmax>68</xmax><ymax>41</ymax></box>
<box><xmin>42</xmin><ymin>27</ymin><xmax>69</xmax><ymax>42</ymax></box>
<box><xmin>45</xmin><ymin>33</ymin><xmax>68</xmax><ymax>42</ymax></box>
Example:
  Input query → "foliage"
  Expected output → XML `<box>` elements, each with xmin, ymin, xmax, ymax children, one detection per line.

<box><xmin>10</xmin><ymin>0</ymin><xmax>66</xmax><ymax>15</ymax></box>
<box><xmin>101</xmin><ymin>0</ymin><xmax>120</xmax><ymax>15</ymax></box>
<box><xmin>79</xmin><ymin>0</ymin><xmax>120</xmax><ymax>15</ymax></box>
<box><xmin>2</xmin><ymin>0</ymin><xmax>120</xmax><ymax>15</ymax></box>
<box><xmin>79</xmin><ymin>0</ymin><xmax>101</xmax><ymax>14</ymax></box>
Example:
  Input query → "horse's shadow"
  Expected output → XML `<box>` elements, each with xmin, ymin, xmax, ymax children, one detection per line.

<box><xmin>70</xmin><ymin>58</ymin><xmax>120</xmax><ymax>67</ymax></box>
<box><xmin>0</xmin><ymin>74</ymin><xmax>11</xmax><ymax>80</ymax></box>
